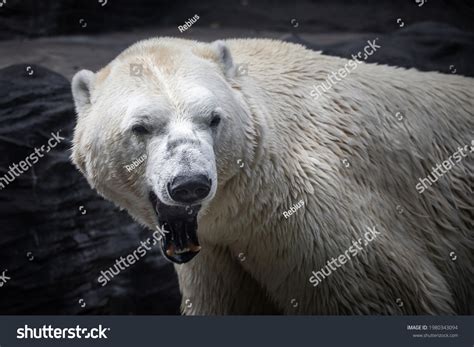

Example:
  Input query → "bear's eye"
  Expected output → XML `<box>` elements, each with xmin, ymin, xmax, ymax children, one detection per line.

<box><xmin>210</xmin><ymin>112</ymin><xmax>221</xmax><ymax>128</ymax></box>
<box><xmin>131</xmin><ymin>124</ymin><xmax>150</xmax><ymax>135</ymax></box>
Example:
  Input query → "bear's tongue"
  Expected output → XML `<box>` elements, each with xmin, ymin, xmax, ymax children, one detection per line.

<box><xmin>151</xmin><ymin>194</ymin><xmax>201</xmax><ymax>264</ymax></box>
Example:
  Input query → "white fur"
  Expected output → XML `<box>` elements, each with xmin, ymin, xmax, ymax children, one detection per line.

<box><xmin>71</xmin><ymin>38</ymin><xmax>474</xmax><ymax>315</ymax></box>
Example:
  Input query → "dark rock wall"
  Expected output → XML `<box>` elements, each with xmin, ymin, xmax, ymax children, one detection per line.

<box><xmin>0</xmin><ymin>0</ymin><xmax>473</xmax><ymax>40</ymax></box>
<box><xmin>286</xmin><ymin>22</ymin><xmax>474</xmax><ymax>77</ymax></box>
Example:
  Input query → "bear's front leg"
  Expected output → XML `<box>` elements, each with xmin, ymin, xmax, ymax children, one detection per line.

<box><xmin>175</xmin><ymin>244</ymin><xmax>280</xmax><ymax>315</ymax></box>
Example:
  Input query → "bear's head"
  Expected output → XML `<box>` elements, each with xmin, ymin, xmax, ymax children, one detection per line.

<box><xmin>71</xmin><ymin>38</ymin><xmax>250</xmax><ymax>264</ymax></box>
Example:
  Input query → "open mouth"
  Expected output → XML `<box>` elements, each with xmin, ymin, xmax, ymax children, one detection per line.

<box><xmin>149</xmin><ymin>192</ymin><xmax>201</xmax><ymax>264</ymax></box>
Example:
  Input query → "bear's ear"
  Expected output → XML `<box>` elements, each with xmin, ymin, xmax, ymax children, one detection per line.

<box><xmin>210</xmin><ymin>40</ymin><xmax>235</xmax><ymax>78</ymax></box>
<box><xmin>71</xmin><ymin>69</ymin><xmax>95</xmax><ymax>114</ymax></box>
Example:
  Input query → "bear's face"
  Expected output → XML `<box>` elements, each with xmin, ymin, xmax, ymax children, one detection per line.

<box><xmin>71</xmin><ymin>39</ymin><xmax>248</xmax><ymax>263</ymax></box>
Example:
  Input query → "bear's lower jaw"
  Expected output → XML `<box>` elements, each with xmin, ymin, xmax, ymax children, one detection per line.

<box><xmin>149</xmin><ymin>192</ymin><xmax>201</xmax><ymax>264</ymax></box>
<box><xmin>160</xmin><ymin>219</ymin><xmax>201</xmax><ymax>264</ymax></box>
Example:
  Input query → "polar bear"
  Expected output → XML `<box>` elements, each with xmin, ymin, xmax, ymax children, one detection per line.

<box><xmin>71</xmin><ymin>37</ymin><xmax>473</xmax><ymax>315</ymax></box>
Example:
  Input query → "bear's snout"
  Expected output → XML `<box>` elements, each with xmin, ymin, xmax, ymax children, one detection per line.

<box><xmin>168</xmin><ymin>174</ymin><xmax>212</xmax><ymax>204</ymax></box>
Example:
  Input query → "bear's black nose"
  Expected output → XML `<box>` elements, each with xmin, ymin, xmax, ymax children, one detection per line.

<box><xmin>168</xmin><ymin>174</ymin><xmax>211</xmax><ymax>204</ymax></box>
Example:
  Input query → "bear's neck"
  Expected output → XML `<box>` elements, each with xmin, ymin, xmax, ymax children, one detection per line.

<box><xmin>203</xmin><ymin>90</ymin><xmax>314</xmax><ymax>241</ymax></box>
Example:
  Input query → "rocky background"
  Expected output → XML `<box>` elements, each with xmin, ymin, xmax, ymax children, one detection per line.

<box><xmin>0</xmin><ymin>0</ymin><xmax>472</xmax><ymax>314</ymax></box>
<box><xmin>0</xmin><ymin>0</ymin><xmax>473</xmax><ymax>39</ymax></box>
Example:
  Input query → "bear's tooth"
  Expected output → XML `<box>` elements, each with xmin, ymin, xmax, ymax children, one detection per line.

<box><xmin>166</xmin><ymin>244</ymin><xmax>175</xmax><ymax>257</ymax></box>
